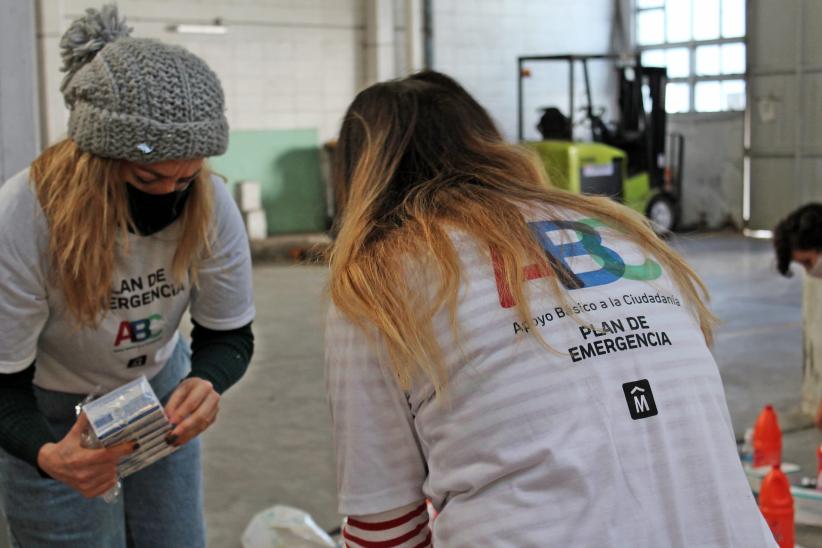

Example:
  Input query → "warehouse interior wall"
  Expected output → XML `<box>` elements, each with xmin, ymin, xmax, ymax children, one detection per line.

<box><xmin>22</xmin><ymin>0</ymin><xmax>820</xmax><ymax>235</ymax></box>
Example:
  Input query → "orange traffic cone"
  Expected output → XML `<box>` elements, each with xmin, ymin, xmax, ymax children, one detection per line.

<box><xmin>759</xmin><ymin>464</ymin><xmax>794</xmax><ymax>548</ymax></box>
<box><xmin>753</xmin><ymin>405</ymin><xmax>781</xmax><ymax>468</ymax></box>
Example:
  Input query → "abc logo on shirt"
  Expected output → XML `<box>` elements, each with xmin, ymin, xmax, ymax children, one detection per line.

<box><xmin>494</xmin><ymin>219</ymin><xmax>663</xmax><ymax>308</ymax></box>
<box><xmin>114</xmin><ymin>314</ymin><xmax>164</xmax><ymax>347</ymax></box>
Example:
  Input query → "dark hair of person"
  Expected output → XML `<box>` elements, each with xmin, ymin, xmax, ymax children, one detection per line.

<box><xmin>773</xmin><ymin>203</ymin><xmax>822</xmax><ymax>276</ymax></box>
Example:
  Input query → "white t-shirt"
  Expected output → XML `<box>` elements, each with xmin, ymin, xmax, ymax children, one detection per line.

<box><xmin>0</xmin><ymin>169</ymin><xmax>255</xmax><ymax>393</ymax></box>
<box><xmin>326</xmin><ymin>209</ymin><xmax>776</xmax><ymax>547</ymax></box>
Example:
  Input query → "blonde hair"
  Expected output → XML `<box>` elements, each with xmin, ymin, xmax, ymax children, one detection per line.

<box><xmin>329</xmin><ymin>71</ymin><xmax>716</xmax><ymax>397</ymax></box>
<box><xmin>30</xmin><ymin>139</ymin><xmax>214</xmax><ymax>328</ymax></box>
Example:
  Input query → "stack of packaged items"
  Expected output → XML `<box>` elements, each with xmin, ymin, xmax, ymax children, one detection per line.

<box><xmin>81</xmin><ymin>376</ymin><xmax>178</xmax><ymax>478</ymax></box>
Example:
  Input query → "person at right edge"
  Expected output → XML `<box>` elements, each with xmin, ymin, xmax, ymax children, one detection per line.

<box><xmin>325</xmin><ymin>71</ymin><xmax>777</xmax><ymax>547</ymax></box>
<box><xmin>0</xmin><ymin>5</ymin><xmax>254</xmax><ymax>547</ymax></box>
<box><xmin>774</xmin><ymin>203</ymin><xmax>822</xmax><ymax>428</ymax></box>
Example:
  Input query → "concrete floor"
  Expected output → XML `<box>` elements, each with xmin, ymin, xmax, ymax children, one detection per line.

<box><xmin>680</xmin><ymin>232</ymin><xmax>807</xmax><ymax>435</ymax></box>
<box><xmin>2</xmin><ymin>231</ymin><xmax>821</xmax><ymax>547</ymax></box>
<box><xmin>200</xmin><ymin>265</ymin><xmax>337</xmax><ymax>547</ymax></box>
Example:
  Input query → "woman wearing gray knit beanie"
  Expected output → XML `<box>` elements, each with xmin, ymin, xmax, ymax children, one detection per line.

<box><xmin>0</xmin><ymin>5</ymin><xmax>254</xmax><ymax>547</ymax></box>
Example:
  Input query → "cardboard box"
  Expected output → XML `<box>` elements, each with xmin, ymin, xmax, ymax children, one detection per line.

<box><xmin>236</xmin><ymin>181</ymin><xmax>263</xmax><ymax>212</ymax></box>
<box><xmin>244</xmin><ymin>210</ymin><xmax>268</xmax><ymax>241</ymax></box>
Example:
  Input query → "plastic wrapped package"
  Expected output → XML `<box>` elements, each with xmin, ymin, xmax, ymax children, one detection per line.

<box><xmin>242</xmin><ymin>506</ymin><xmax>336</xmax><ymax>548</ymax></box>
<box><xmin>78</xmin><ymin>376</ymin><xmax>179</xmax><ymax>500</ymax></box>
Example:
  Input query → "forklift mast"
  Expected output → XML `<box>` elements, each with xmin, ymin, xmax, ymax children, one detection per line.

<box><xmin>517</xmin><ymin>54</ymin><xmax>673</xmax><ymax>191</ymax></box>
<box><xmin>610</xmin><ymin>64</ymin><xmax>667</xmax><ymax>189</ymax></box>
<box><xmin>643</xmin><ymin>66</ymin><xmax>667</xmax><ymax>190</ymax></box>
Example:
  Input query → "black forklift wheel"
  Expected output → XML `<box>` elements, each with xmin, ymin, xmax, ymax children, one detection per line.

<box><xmin>646</xmin><ymin>193</ymin><xmax>678</xmax><ymax>234</ymax></box>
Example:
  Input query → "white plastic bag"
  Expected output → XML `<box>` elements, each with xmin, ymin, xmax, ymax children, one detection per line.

<box><xmin>242</xmin><ymin>505</ymin><xmax>336</xmax><ymax>548</ymax></box>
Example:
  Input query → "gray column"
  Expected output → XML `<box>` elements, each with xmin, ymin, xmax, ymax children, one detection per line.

<box><xmin>0</xmin><ymin>3</ymin><xmax>39</xmax><ymax>542</ymax></box>
<box><xmin>404</xmin><ymin>0</ymin><xmax>423</xmax><ymax>74</ymax></box>
<box><xmin>364</xmin><ymin>0</ymin><xmax>396</xmax><ymax>85</ymax></box>
<box><xmin>0</xmin><ymin>0</ymin><xmax>40</xmax><ymax>183</ymax></box>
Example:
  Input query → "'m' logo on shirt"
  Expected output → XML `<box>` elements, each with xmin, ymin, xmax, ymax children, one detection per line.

<box><xmin>622</xmin><ymin>379</ymin><xmax>658</xmax><ymax>420</ymax></box>
<box><xmin>494</xmin><ymin>218</ymin><xmax>663</xmax><ymax>308</ymax></box>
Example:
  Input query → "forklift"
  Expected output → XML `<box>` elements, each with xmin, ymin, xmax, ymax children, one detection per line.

<box><xmin>516</xmin><ymin>53</ymin><xmax>683</xmax><ymax>232</ymax></box>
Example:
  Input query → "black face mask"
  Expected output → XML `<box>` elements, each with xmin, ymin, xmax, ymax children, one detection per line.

<box><xmin>126</xmin><ymin>183</ymin><xmax>193</xmax><ymax>236</ymax></box>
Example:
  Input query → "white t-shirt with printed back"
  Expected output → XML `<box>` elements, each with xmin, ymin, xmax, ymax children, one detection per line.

<box><xmin>0</xmin><ymin>169</ymin><xmax>255</xmax><ymax>394</ymax></box>
<box><xmin>326</xmin><ymin>209</ymin><xmax>776</xmax><ymax>547</ymax></box>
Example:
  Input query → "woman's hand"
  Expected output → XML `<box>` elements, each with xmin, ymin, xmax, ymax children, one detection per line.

<box><xmin>37</xmin><ymin>413</ymin><xmax>137</xmax><ymax>498</ymax></box>
<box><xmin>164</xmin><ymin>378</ymin><xmax>220</xmax><ymax>447</ymax></box>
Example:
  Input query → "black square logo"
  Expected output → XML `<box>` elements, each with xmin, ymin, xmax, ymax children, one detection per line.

<box><xmin>127</xmin><ymin>355</ymin><xmax>147</xmax><ymax>368</ymax></box>
<box><xmin>622</xmin><ymin>379</ymin><xmax>658</xmax><ymax>420</ymax></box>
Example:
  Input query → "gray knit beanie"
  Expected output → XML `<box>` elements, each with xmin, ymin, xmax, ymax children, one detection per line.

<box><xmin>60</xmin><ymin>5</ymin><xmax>228</xmax><ymax>163</ymax></box>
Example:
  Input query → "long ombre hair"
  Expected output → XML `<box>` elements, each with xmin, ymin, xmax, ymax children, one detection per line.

<box><xmin>329</xmin><ymin>71</ymin><xmax>717</xmax><ymax>397</ymax></box>
<box><xmin>30</xmin><ymin>139</ymin><xmax>214</xmax><ymax>328</ymax></box>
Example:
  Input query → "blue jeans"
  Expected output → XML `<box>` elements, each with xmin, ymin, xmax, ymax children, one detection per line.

<box><xmin>0</xmin><ymin>339</ymin><xmax>205</xmax><ymax>548</ymax></box>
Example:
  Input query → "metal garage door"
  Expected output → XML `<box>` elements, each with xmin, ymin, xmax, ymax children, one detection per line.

<box><xmin>746</xmin><ymin>0</ymin><xmax>822</xmax><ymax>231</ymax></box>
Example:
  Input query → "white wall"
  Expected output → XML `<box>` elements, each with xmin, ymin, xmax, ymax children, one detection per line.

<box><xmin>36</xmin><ymin>0</ymin><xmax>366</xmax><ymax>146</ymax></box>
<box><xmin>431</xmin><ymin>0</ymin><xmax>615</xmax><ymax>141</ymax></box>
<box><xmin>37</xmin><ymin>0</ymin><xmax>615</xmax><ymax>148</ymax></box>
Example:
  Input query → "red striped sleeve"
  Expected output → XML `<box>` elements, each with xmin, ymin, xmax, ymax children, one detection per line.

<box><xmin>343</xmin><ymin>520</ymin><xmax>428</xmax><ymax>547</ymax></box>
<box><xmin>343</xmin><ymin>501</ymin><xmax>432</xmax><ymax>548</ymax></box>
<box><xmin>347</xmin><ymin>503</ymin><xmax>427</xmax><ymax>531</ymax></box>
<box><xmin>411</xmin><ymin>530</ymin><xmax>432</xmax><ymax>548</ymax></box>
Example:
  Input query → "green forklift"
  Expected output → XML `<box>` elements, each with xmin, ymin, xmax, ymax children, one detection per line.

<box><xmin>517</xmin><ymin>53</ymin><xmax>683</xmax><ymax>232</ymax></box>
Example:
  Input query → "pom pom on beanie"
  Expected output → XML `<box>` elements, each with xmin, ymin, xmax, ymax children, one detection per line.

<box><xmin>59</xmin><ymin>4</ymin><xmax>132</xmax><ymax>92</ymax></box>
